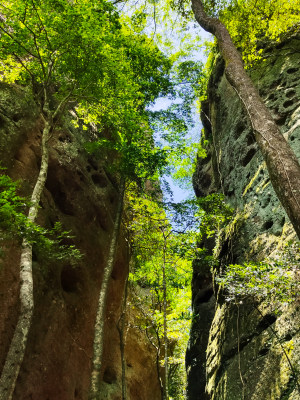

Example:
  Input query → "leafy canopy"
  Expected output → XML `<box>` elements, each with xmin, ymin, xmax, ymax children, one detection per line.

<box><xmin>219</xmin><ymin>0</ymin><xmax>300</xmax><ymax>65</ymax></box>
<box><xmin>0</xmin><ymin>0</ymin><xmax>172</xmax><ymax>125</ymax></box>
<box><xmin>0</xmin><ymin>0</ymin><xmax>178</xmax><ymax>185</ymax></box>
<box><xmin>217</xmin><ymin>241</ymin><xmax>300</xmax><ymax>304</ymax></box>
<box><xmin>126</xmin><ymin>187</ymin><xmax>197</xmax><ymax>397</ymax></box>
<box><xmin>195</xmin><ymin>0</ymin><xmax>300</xmax><ymax>65</ymax></box>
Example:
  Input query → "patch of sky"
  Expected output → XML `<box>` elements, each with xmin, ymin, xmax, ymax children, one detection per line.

<box><xmin>117</xmin><ymin>0</ymin><xmax>212</xmax><ymax>203</ymax></box>
<box><xmin>150</xmin><ymin>97</ymin><xmax>202</xmax><ymax>203</ymax></box>
<box><xmin>148</xmin><ymin>30</ymin><xmax>210</xmax><ymax>205</ymax></box>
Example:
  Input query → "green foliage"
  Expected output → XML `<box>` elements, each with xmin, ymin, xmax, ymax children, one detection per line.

<box><xmin>116</xmin><ymin>0</ymin><xmax>210</xmax><ymax>191</ymax></box>
<box><xmin>193</xmin><ymin>247</ymin><xmax>217</xmax><ymax>273</ymax></box>
<box><xmin>126</xmin><ymin>189</ymin><xmax>196</xmax><ymax>397</ymax></box>
<box><xmin>173</xmin><ymin>60</ymin><xmax>207</xmax><ymax>110</ymax></box>
<box><xmin>0</xmin><ymin>0</ymin><xmax>173</xmax><ymax>131</ymax></box>
<box><xmin>119</xmin><ymin>31</ymin><xmax>173</xmax><ymax>104</ymax></box>
<box><xmin>166</xmin><ymin>60</ymin><xmax>208</xmax><ymax>188</ymax></box>
<box><xmin>0</xmin><ymin>172</ymin><xmax>81</xmax><ymax>261</ymax></box>
<box><xmin>190</xmin><ymin>0</ymin><xmax>300</xmax><ymax>125</ymax></box>
<box><xmin>164</xmin><ymin>199</ymin><xmax>200</xmax><ymax>233</ymax></box>
<box><xmin>146</xmin><ymin>58</ymin><xmax>208</xmax><ymax>189</ymax></box>
<box><xmin>196</xmin><ymin>193</ymin><xmax>299</xmax><ymax>306</ymax></box>
<box><xmin>0</xmin><ymin>173</ymin><xmax>28</xmax><ymax>234</ymax></box>
<box><xmin>197</xmin><ymin>193</ymin><xmax>233</xmax><ymax>239</ymax></box>
<box><xmin>120</xmin><ymin>0</ymin><xmax>202</xmax><ymax>58</ymax></box>
<box><xmin>201</xmin><ymin>0</ymin><xmax>232</xmax><ymax>17</ymax></box>
<box><xmin>217</xmin><ymin>241</ymin><xmax>300</xmax><ymax>304</ymax></box>
<box><xmin>85</xmin><ymin>123</ymin><xmax>169</xmax><ymax>184</ymax></box>
<box><xmin>33</xmin><ymin>222</ymin><xmax>82</xmax><ymax>262</ymax></box>
<box><xmin>219</xmin><ymin>0</ymin><xmax>300</xmax><ymax>65</ymax></box>
<box><xmin>0</xmin><ymin>0</ymin><xmax>120</xmax><ymax>89</ymax></box>
<box><xmin>197</xmin><ymin>1</ymin><xmax>300</xmax><ymax>66</ymax></box>
<box><xmin>0</xmin><ymin>0</ymin><xmax>178</xmax><ymax>260</ymax></box>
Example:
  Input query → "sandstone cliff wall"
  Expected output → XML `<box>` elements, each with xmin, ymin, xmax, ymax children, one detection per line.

<box><xmin>187</xmin><ymin>33</ymin><xmax>300</xmax><ymax>400</ymax></box>
<box><xmin>0</xmin><ymin>83</ymin><xmax>161</xmax><ymax>400</ymax></box>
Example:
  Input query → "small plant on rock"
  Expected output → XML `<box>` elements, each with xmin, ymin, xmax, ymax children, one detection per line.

<box><xmin>217</xmin><ymin>241</ymin><xmax>300</xmax><ymax>304</ymax></box>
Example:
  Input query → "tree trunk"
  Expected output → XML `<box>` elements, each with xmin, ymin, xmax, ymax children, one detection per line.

<box><xmin>89</xmin><ymin>176</ymin><xmax>126</xmax><ymax>400</ymax></box>
<box><xmin>145</xmin><ymin>325</ymin><xmax>164</xmax><ymax>399</ymax></box>
<box><xmin>191</xmin><ymin>0</ymin><xmax>300</xmax><ymax>239</ymax></box>
<box><xmin>117</xmin><ymin>277</ymin><xmax>129</xmax><ymax>400</ymax></box>
<box><xmin>0</xmin><ymin>119</ymin><xmax>51</xmax><ymax>400</ymax></box>
<box><xmin>162</xmin><ymin>235</ymin><xmax>169</xmax><ymax>400</ymax></box>
<box><xmin>154</xmin><ymin>330</ymin><xmax>164</xmax><ymax>400</ymax></box>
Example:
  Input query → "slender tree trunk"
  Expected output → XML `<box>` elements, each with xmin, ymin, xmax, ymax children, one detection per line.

<box><xmin>191</xmin><ymin>0</ymin><xmax>300</xmax><ymax>239</ymax></box>
<box><xmin>117</xmin><ymin>277</ymin><xmax>129</xmax><ymax>400</ymax></box>
<box><xmin>153</xmin><ymin>330</ymin><xmax>164</xmax><ymax>400</ymax></box>
<box><xmin>162</xmin><ymin>234</ymin><xmax>169</xmax><ymax>400</ymax></box>
<box><xmin>89</xmin><ymin>176</ymin><xmax>126</xmax><ymax>400</ymax></box>
<box><xmin>0</xmin><ymin>118</ymin><xmax>51</xmax><ymax>400</ymax></box>
<box><xmin>144</xmin><ymin>324</ymin><xmax>163</xmax><ymax>399</ymax></box>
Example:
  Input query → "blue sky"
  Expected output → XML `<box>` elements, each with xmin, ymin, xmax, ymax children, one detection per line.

<box><xmin>150</xmin><ymin>97</ymin><xmax>202</xmax><ymax>203</ymax></box>
<box><xmin>147</xmin><ymin>23</ymin><xmax>212</xmax><ymax>203</ymax></box>
<box><xmin>118</xmin><ymin>1</ymin><xmax>212</xmax><ymax>202</ymax></box>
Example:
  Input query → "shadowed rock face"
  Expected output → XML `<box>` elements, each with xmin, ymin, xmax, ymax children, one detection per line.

<box><xmin>0</xmin><ymin>83</ymin><xmax>161</xmax><ymax>400</ymax></box>
<box><xmin>186</xmin><ymin>257</ymin><xmax>215</xmax><ymax>400</ymax></box>
<box><xmin>187</xmin><ymin>34</ymin><xmax>300</xmax><ymax>400</ymax></box>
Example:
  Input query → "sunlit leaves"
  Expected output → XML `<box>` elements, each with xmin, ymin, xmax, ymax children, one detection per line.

<box><xmin>0</xmin><ymin>172</ymin><xmax>81</xmax><ymax>261</ymax></box>
<box><xmin>118</xmin><ymin>0</ymin><xmax>202</xmax><ymax>59</ymax></box>
<box><xmin>169</xmin><ymin>140</ymin><xmax>206</xmax><ymax>188</ymax></box>
<box><xmin>217</xmin><ymin>241</ymin><xmax>300</xmax><ymax>304</ymax></box>
<box><xmin>0</xmin><ymin>0</ymin><xmax>176</xmax><ymax>189</ymax></box>
<box><xmin>0</xmin><ymin>0</ymin><xmax>172</xmax><ymax>128</ymax></box>
<box><xmin>126</xmin><ymin>189</ymin><xmax>195</xmax><ymax>396</ymax></box>
<box><xmin>0</xmin><ymin>0</ymin><xmax>122</xmax><ymax>92</ymax></box>
<box><xmin>196</xmin><ymin>193</ymin><xmax>234</xmax><ymax>239</ymax></box>
<box><xmin>219</xmin><ymin>0</ymin><xmax>300</xmax><ymax>65</ymax></box>
<box><xmin>0</xmin><ymin>55</ymin><xmax>25</xmax><ymax>83</ymax></box>
<box><xmin>114</xmin><ymin>0</ymin><xmax>209</xmax><ymax>195</ymax></box>
<box><xmin>0</xmin><ymin>173</ymin><xmax>28</xmax><ymax>233</ymax></box>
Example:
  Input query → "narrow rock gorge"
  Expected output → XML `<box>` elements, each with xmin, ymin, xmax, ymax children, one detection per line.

<box><xmin>187</xmin><ymin>33</ymin><xmax>300</xmax><ymax>400</ymax></box>
<box><xmin>0</xmin><ymin>15</ymin><xmax>299</xmax><ymax>400</ymax></box>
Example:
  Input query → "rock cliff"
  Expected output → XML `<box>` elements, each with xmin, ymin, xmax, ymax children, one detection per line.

<box><xmin>187</xmin><ymin>33</ymin><xmax>300</xmax><ymax>399</ymax></box>
<box><xmin>0</xmin><ymin>83</ymin><xmax>161</xmax><ymax>400</ymax></box>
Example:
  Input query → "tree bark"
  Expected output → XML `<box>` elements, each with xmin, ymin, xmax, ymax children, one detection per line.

<box><xmin>89</xmin><ymin>176</ymin><xmax>126</xmax><ymax>400</ymax></box>
<box><xmin>0</xmin><ymin>119</ymin><xmax>50</xmax><ymax>400</ymax></box>
<box><xmin>117</xmin><ymin>277</ymin><xmax>129</xmax><ymax>400</ymax></box>
<box><xmin>191</xmin><ymin>0</ymin><xmax>300</xmax><ymax>239</ymax></box>
<box><xmin>153</xmin><ymin>330</ymin><xmax>164</xmax><ymax>400</ymax></box>
<box><xmin>162</xmin><ymin>235</ymin><xmax>169</xmax><ymax>400</ymax></box>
